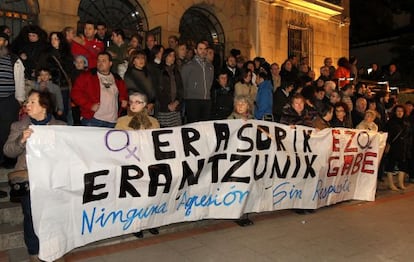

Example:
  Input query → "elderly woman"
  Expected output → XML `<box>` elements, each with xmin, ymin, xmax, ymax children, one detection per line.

<box><xmin>115</xmin><ymin>91</ymin><xmax>159</xmax><ymax>238</ymax></box>
<box><xmin>3</xmin><ymin>90</ymin><xmax>66</xmax><ymax>261</ymax></box>
<box><xmin>356</xmin><ymin>110</ymin><xmax>378</xmax><ymax>132</ymax></box>
<box><xmin>228</xmin><ymin>95</ymin><xmax>253</xmax><ymax>120</ymax></box>
<box><xmin>115</xmin><ymin>91</ymin><xmax>159</xmax><ymax>130</ymax></box>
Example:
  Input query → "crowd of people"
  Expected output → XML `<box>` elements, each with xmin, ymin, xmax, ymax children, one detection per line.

<box><xmin>0</xmin><ymin>21</ymin><xmax>412</xmax><ymax>261</ymax></box>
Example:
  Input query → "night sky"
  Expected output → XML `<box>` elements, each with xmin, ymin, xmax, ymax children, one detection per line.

<box><xmin>350</xmin><ymin>0</ymin><xmax>413</xmax><ymax>46</ymax></box>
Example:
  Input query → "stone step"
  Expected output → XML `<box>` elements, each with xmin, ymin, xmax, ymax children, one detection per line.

<box><xmin>0</xmin><ymin>196</ymin><xmax>24</xmax><ymax>254</ymax></box>
<box><xmin>0</xmin><ymin>181</ymin><xmax>10</xmax><ymax>203</ymax></box>
<box><xmin>0</xmin><ymin>167</ymin><xmax>12</xmax><ymax>203</ymax></box>
<box><xmin>6</xmin><ymin>247</ymin><xmax>28</xmax><ymax>262</ymax></box>
<box><xmin>0</xmin><ymin>223</ymin><xmax>24</xmax><ymax>251</ymax></box>
<box><xmin>0</xmin><ymin>201</ymin><xmax>23</xmax><ymax>225</ymax></box>
<box><xmin>0</xmin><ymin>167</ymin><xmax>13</xmax><ymax>183</ymax></box>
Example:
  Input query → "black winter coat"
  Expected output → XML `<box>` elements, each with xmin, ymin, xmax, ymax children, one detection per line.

<box><xmin>124</xmin><ymin>66</ymin><xmax>156</xmax><ymax>103</ymax></box>
<box><xmin>158</xmin><ymin>64</ymin><xmax>184</xmax><ymax>112</ymax></box>
<box><xmin>386</xmin><ymin>117</ymin><xmax>412</xmax><ymax>162</ymax></box>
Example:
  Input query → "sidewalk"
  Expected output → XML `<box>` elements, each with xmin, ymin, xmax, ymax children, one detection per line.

<box><xmin>62</xmin><ymin>181</ymin><xmax>414</xmax><ymax>262</ymax></box>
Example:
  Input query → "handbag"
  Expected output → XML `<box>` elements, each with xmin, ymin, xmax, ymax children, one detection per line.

<box><xmin>8</xmin><ymin>170</ymin><xmax>29</xmax><ymax>203</ymax></box>
<box><xmin>51</xmin><ymin>55</ymin><xmax>72</xmax><ymax>91</ymax></box>
<box><xmin>384</xmin><ymin>129</ymin><xmax>404</xmax><ymax>154</ymax></box>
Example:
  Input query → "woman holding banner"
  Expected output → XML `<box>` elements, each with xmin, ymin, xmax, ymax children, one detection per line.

<box><xmin>3</xmin><ymin>90</ymin><xmax>66</xmax><ymax>262</ymax></box>
<box><xmin>115</xmin><ymin>91</ymin><xmax>160</xmax><ymax>238</ymax></box>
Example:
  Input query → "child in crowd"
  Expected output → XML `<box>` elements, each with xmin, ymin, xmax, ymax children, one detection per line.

<box><xmin>34</xmin><ymin>68</ymin><xmax>64</xmax><ymax>118</ymax></box>
<box><xmin>72</xmin><ymin>55</ymin><xmax>88</xmax><ymax>81</ymax></box>
<box><xmin>227</xmin><ymin>95</ymin><xmax>253</xmax><ymax>120</ymax></box>
<box><xmin>71</xmin><ymin>55</ymin><xmax>88</xmax><ymax>125</ymax></box>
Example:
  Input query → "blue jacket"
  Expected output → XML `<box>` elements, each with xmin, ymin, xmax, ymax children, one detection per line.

<box><xmin>255</xmin><ymin>80</ymin><xmax>273</xmax><ymax>120</ymax></box>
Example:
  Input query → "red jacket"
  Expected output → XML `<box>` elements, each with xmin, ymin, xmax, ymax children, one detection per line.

<box><xmin>71</xmin><ymin>38</ymin><xmax>104</xmax><ymax>69</ymax></box>
<box><xmin>71</xmin><ymin>70</ymin><xmax>128</xmax><ymax>120</ymax></box>
<box><xmin>334</xmin><ymin>66</ymin><xmax>351</xmax><ymax>88</ymax></box>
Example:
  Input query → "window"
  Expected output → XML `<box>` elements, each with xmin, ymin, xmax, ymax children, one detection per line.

<box><xmin>288</xmin><ymin>24</ymin><xmax>313</xmax><ymax>67</ymax></box>
<box><xmin>0</xmin><ymin>0</ymin><xmax>39</xmax><ymax>40</ymax></box>
<box><xmin>179</xmin><ymin>6</ymin><xmax>225</xmax><ymax>70</ymax></box>
<box><xmin>78</xmin><ymin>0</ymin><xmax>148</xmax><ymax>37</ymax></box>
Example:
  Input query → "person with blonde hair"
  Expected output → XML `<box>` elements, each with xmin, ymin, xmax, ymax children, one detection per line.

<box><xmin>356</xmin><ymin>109</ymin><xmax>378</xmax><ymax>132</ymax></box>
<box><xmin>228</xmin><ymin>95</ymin><xmax>253</xmax><ymax>120</ymax></box>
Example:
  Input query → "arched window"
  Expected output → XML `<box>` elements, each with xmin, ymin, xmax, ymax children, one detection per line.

<box><xmin>179</xmin><ymin>6</ymin><xmax>225</xmax><ymax>68</ymax></box>
<box><xmin>0</xmin><ymin>0</ymin><xmax>39</xmax><ymax>40</ymax></box>
<box><xmin>78</xmin><ymin>0</ymin><xmax>148</xmax><ymax>37</ymax></box>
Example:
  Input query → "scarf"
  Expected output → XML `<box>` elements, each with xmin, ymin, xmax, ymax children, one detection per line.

<box><xmin>30</xmin><ymin>113</ymin><xmax>52</xmax><ymax>125</ymax></box>
<box><xmin>127</xmin><ymin>108</ymin><xmax>152</xmax><ymax>130</ymax></box>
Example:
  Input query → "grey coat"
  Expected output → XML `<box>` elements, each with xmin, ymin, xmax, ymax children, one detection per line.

<box><xmin>3</xmin><ymin>115</ymin><xmax>66</xmax><ymax>171</ymax></box>
<box><xmin>181</xmin><ymin>56</ymin><xmax>214</xmax><ymax>100</ymax></box>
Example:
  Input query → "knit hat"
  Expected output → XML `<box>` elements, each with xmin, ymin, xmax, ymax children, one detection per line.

<box><xmin>74</xmin><ymin>55</ymin><xmax>88</xmax><ymax>68</ymax></box>
<box><xmin>0</xmin><ymin>32</ymin><xmax>9</xmax><ymax>41</ymax></box>
<box><xmin>161</xmin><ymin>48</ymin><xmax>175</xmax><ymax>64</ymax></box>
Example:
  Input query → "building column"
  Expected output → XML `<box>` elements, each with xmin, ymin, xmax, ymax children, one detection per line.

<box><xmin>37</xmin><ymin>0</ymin><xmax>80</xmax><ymax>32</ymax></box>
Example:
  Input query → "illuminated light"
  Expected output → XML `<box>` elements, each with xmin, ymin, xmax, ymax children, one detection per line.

<box><xmin>269</xmin><ymin>0</ymin><xmax>343</xmax><ymax>20</ymax></box>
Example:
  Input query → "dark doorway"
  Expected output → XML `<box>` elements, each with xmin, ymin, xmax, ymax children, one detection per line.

<box><xmin>179</xmin><ymin>6</ymin><xmax>225</xmax><ymax>68</ymax></box>
<box><xmin>77</xmin><ymin>0</ymin><xmax>148</xmax><ymax>38</ymax></box>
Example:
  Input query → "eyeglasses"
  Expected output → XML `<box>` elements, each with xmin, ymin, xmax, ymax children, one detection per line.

<box><xmin>130</xmin><ymin>100</ymin><xmax>145</xmax><ymax>105</ymax></box>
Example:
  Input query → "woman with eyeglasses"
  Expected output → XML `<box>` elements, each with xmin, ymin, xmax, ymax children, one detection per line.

<box><xmin>330</xmin><ymin>102</ymin><xmax>353</xmax><ymax>128</ymax></box>
<box><xmin>115</xmin><ymin>91</ymin><xmax>159</xmax><ymax>130</ymax></box>
<box><xmin>115</xmin><ymin>91</ymin><xmax>160</xmax><ymax>238</ymax></box>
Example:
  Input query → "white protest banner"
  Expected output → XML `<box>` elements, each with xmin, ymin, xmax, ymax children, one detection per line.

<box><xmin>26</xmin><ymin>120</ymin><xmax>386</xmax><ymax>261</ymax></box>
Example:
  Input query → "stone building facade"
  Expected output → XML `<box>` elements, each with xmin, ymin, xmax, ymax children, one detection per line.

<box><xmin>1</xmin><ymin>0</ymin><xmax>349</xmax><ymax>69</ymax></box>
